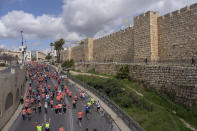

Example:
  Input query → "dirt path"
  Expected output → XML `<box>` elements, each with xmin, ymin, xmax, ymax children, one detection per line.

<box><xmin>179</xmin><ymin>118</ymin><xmax>197</xmax><ymax>131</ymax></box>
<box><xmin>70</xmin><ymin>71</ymin><xmax>109</xmax><ymax>79</ymax></box>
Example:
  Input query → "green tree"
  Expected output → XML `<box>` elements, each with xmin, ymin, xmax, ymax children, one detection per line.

<box><xmin>45</xmin><ymin>54</ymin><xmax>52</xmax><ymax>61</ymax></box>
<box><xmin>61</xmin><ymin>59</ymin><xmax>74</xmax><ymax>68</ymax></box>
<box><xmin>54</xmin><ymin>38</ymin><xmax>65</xmax><ymax>63</ymax></box>
<box><xmin>116</xmin><ymin>65</ymin><xmax>130</xmax><ymax>79</ymax></box>
<box><xmin>32</xmin><ymin>57</ymin><xmax>37</xmax><ymax>61</ymax></box>
<box><xmin>50</xmin><ymin>42</ymin><xmax>54</xmax><ymax>52</ymax></box>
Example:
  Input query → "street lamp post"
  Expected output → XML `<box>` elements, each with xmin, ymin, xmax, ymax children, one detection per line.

<box><xmin>20</xmin><ymin>31</ymin><xmax>27</xmax><ymax>66</ymax></box>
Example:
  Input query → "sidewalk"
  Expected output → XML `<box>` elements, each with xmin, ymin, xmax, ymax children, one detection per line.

<box><xmin>70</xmin><ymin>71</ymin><xmax>109</xmax><ymax>79</ymax></box>
<box><xmin>2</xmin><ymin>82</ymin><xmax>28</xmax><ymax>131</ymax></box>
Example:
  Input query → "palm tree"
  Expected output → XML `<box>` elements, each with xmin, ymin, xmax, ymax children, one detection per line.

<box><xmin>50</xmin><ymin>42</ymin><xmax>54</xmax><ymax>52</ymax></box>
<box><xmin>54</xmin><ymin>38</ymin><xmax>65</xmax><ymax>63</ymax></box>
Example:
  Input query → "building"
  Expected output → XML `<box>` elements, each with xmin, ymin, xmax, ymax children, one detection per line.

<box><xmin>26</xmin><ymin>51</ymin><xmax>32</xmax><ymax>62</ymax></box>
<box><xmin>0</xmin><ymin>49</ymin><xmax>23</xmax><ymax>64</ymax></box>
<box><xmin>36</xmin><ymin>51</ymin><xmax>47</xmax><ymax>62</ymax></box>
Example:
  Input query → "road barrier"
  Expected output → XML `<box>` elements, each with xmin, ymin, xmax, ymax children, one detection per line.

<box><xmin>65</xmin><ymin>73</ymin><xmax>144</xmax><ymax>131</ymax></box>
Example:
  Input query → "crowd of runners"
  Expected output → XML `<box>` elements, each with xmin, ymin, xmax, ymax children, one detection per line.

<box><xmin>20</xmin><ymin>62</ymin><xmax>101</xmax><ymax>131</ymax></box>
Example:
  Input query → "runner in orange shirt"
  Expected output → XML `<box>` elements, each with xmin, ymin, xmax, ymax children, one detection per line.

<box><xmin>78</xmin><ymin>111</ymin><xmax>83</xmax><ymax>125</ymax></box>
<box><xmin>59</xmin><ymin>127</ymin><xmax>64</xmax><ymax>131</ymax></box>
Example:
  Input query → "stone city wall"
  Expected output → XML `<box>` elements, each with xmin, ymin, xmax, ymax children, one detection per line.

<box><xmin>70</xmin><ymin>43</ymin><xmax>85</xmax><ymax>62</ymax></box>
<box><xmin>0</xmin><ymin>67</ymin><xmax>26</xmax><ymax>129</ymax></box>
<box><xmin>75</xmin><ymin>62</ymin><xmax>197</xmax><ymax>107</ymax></box>
<box><xmin>158</xmin><ymin>4</ymin><xmax>197</xmax><ymax>63</ymax></box>
<box><xmin>93</xmin><ymin>27</ymin><xmax>134</xmax><ymax>63</ymax></box>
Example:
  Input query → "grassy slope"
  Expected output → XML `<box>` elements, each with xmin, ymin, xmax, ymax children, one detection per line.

<box><xmin>72</xmin><ymin>74</ymin><xmax>197</xmax><ymax>131</ymax></box>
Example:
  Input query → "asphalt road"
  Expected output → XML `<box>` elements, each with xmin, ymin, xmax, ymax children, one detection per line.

<box><xmin>9</xmin><ymin>66</ymin><xmax>120</xmax><ymax>131</ymax></box>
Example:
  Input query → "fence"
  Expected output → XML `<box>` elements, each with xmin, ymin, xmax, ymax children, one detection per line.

<box><xmin>66</xmin><ymin>73</ymin><xmax>144</xmax><ymax>131</ymax></box>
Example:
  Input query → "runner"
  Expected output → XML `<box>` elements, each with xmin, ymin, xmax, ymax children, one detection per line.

<box><xmin>36</xmin><ymin>123</ymin><xmax>43</xmax><ymax>131</ymax></box>
<box><xmin>44</xmin><ymin>101</ymin><xmax>48</xmax><ymax>113</ymax></box>
<box><xmin>21</xmin><ymin>108</ymin><xmax>26</xmax><ymax>120</ymax></box>
<box><xmin>63</xmin><ymin>103</ymin><xmax>67</xmax><ymax>114</ymax></box>
<box><xmin>96</xmin><ymin>101</ymin><xmax>101</xmax><ymax>112</ymax></box>
<box><xmin>38</xmin><ymin>102</ymin><xmax>42</xmax><ymax>114</ymax></box>
<box><xmin>85</xmin><ymin>105</ymin><xmax>90</xmax><ymax>119</ymax></box>
<box><xmin>45</xmin><ymin>120</ymin><xmax>50</xmax><ymax>131</ymax></box>
<box><xmin>59</xmin><ymin>126</ymin><xmax>64</xmax><ymax>131</ymax></box>
<box><xmin>78</xmin><ymin>111</ymin><xmax>83</xmax><ymax>125</ymax></box>
<box><xmin>50</xmin><ymin>99</ymin><xmax>54</xmax><ymax>108</ymax></box>
<box><xmin>27</xmin><ymin>107</ymin><xmax>32</xmax><ymax>120</ymax></box>
<box><xmin>73</xmin><ymin>100</ymin><xmax>76</xmax><ymax>109</ymax></box>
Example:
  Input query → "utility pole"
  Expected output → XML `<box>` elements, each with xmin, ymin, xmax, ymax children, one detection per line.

<box><xmin>21</xmin><ymin>31</ymin><xmax>24</xmax><ymax>46</ymax></box>
<box><xmin>20</xmin><ymin>31</ymin><xmax>26</xmax><ymax>66</ymax></box>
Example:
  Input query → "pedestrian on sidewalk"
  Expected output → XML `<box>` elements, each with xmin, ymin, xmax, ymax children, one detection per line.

<box><xmin>20</xmin><ymin>96</ymin><xmax>24</xmax><ymax>104</ymax></box>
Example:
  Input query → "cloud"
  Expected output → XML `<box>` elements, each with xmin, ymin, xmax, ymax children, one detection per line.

<box><xmin>0</xmin><ymin>10</ymin><xmax>66</xmax><ymax>39</ymax></box>
<box><xmin>32</xmin><ymin>42</ymin><xmax>42</xmax><ymax>46</ymax></box>
<box><xmin>0</xmin><ymin>44</ymin><xmax>7</xmax><ymax>49</ymax></box>
<box><xmin>42</xmin><ymin>47</ymin><xmax>51</xmax><ymax>54</ymax></box>
<box><xmin>62</xmin><ymin>0</ymin><xmax>197</xmax><ymax>38</ymax></box>
<box><xmin>0</xmin><ymin>0</ymin><xmax>196</xmax><ymax>44</ymax></box>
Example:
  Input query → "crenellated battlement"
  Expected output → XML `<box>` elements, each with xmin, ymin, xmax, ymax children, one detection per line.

<box><xmin>94</xmin><ymin>26</ymin><xmax>133</xmax><ymax>42</ymax></box>
<box><xmin>159</xmin><ymin>3</ymin><xmax>197</xmax><ymax>19</ymax></box>
<box><xmin>134</xmin><ymin>11</ymin><xmax>159</xmax><ymax>21</ymax></box>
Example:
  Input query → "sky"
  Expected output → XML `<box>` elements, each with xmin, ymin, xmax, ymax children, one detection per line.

<box><xmin>0</xmin><ymin>0</ymin><xmax>196</xmax><ymax>53</ymax></box>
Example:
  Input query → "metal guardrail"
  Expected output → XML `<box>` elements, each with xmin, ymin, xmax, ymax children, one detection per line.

<box><xmin>66</xmin><ymin>74</ymin><xmax>144</xmax><ymax>131</ymax></box>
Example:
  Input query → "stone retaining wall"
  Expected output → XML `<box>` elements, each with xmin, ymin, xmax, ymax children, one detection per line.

<box><xmin>0</xmin><ymin>67</ymin><xmax>26</xmax><ymax>129</ymax></box>
<box><xmin>75</xmin><ymin>62</ymin><xmax>197</xmax><ymax>107</ymax></box>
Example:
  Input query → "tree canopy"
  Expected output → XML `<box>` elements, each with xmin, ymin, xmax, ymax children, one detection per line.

<box><xmin>54</xmin><ymin>38</ymin><xmax>65</xmax><ymax>63</ymax></box>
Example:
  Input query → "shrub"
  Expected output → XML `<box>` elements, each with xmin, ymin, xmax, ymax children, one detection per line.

<box><xmin>103</xmin><ymin>79</ymin><xmax>123</xmax><ymax>97</ymax></box>
<box><xmin>120</xmin><ymin>95</ymin><xmax>133</xmax><ymax>108</ymax></box>
<box><xmin>88</xmin><ymin>68</ymin><xmax>96</xmax><ymax>74</ymax></box>
<box><xmin>116</xmin><ymin>65</ymin><xmax>130</xmax><ymax>79</ymax></box>
<box><xmin>61</xmin><ymin>59</ymin><xmax>74</xmax><ymax>68</ymax></box>
<box><xmin>0</xmin><ymin>63</ymin><xmax>6</xmax><ymax>67</ymax></box>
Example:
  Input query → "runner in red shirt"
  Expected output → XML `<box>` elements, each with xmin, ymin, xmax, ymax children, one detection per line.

<box><xmin>27</xmin><ymin>108</ymin><xmax>32</xmax><ymax>120</ymax></box>
<box><xmin>69</xmin><ymin>91</ymin><xmax>72</xmax><ymax>98</ymax></box>
<box><xmin>41</xmin><ymin>93</ymin><xmax>46</xmax><ymax>100</ymax></box>
<box><xmin>50</xmin><ymin>100</ymin><xmax>54</xmax><ymax>108</ymax></box>
<box><xmin>31</xmin><ymin>98</ymin><xmax>34</xmax><ymax>104</ymax></box>
<box><xmin>59</xmin><ymin>127</ymin><xmax>64</xmax><ymax>131</ymax></box>
<box><xmin>74</xmin><ymin>95</ymin><xmax>78</xmax><ymax>101</ymax></box>
<box><xmin>64</xmin><ymin>85</ymin><xmax>67</xmax><ymax>91</ymax></box>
